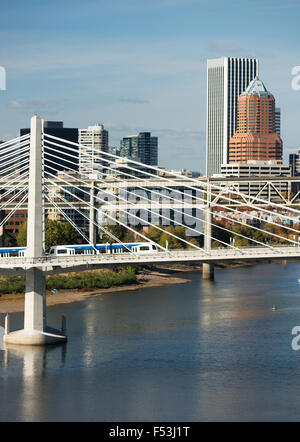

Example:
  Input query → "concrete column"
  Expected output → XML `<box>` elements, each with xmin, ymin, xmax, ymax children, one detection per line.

<box><xmin>203</xmin><ymin>181</ymin><xmax>214</xmax><ymax>280</ymax></box>
<box><xmin>24</xmin><ymin>116</ymin><xmax>46</xmax><ymax>332</ymax></box>
<box><xmin>89</xmin><ymin>182</ymin><xmax>96</xmax><ymax>244</ymax></box>
<box><xmin>204</xmin><ymin>205</ymin><xmax>212</xmax><ymax>251</ymax></box>
<box><xmin>202</xmin><ymin>262</ymin><xmax>215</xmax><ymax>280</ymax></box>
<box><xmin>288</xmin><ymin>181</ymin><xmax>292</xmax><ymax>203</ymax></box>
<box><xmin>26</xmin><ymin>116</ymin><xmax>44</xmax><ymax>259</ymax></box>
<box><xmin>24</xmin><ymin>268</ymin><xmax>46</xmax><ymax>331</ymax></box>
<box><xmin>4</xmin><ymin>115</ymin><xmax>67</xmax><ymax>345</ymax></box>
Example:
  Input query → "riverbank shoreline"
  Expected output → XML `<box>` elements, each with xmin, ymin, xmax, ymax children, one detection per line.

<box><xmin>0</xmin><ymin>261</ymin><xmax>256</xmax><ymax>314</ymax></box>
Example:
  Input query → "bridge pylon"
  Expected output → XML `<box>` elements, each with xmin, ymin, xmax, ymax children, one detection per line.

<box><xmin>202</xmin><ymin>180</ymin><xmax>214</xmax><ymax>280</ymax></box>
<box><xmin>4</xmin><ymin>115</ymin><xmax>67</xmax><ymax>346</ymax></box>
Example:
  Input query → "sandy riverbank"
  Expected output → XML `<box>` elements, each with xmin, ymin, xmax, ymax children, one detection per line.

<box><xmin>0</xmin><ymin>264</ymin><xmax>198</xmax><ymax>314</ymax></box>
<box><xmin>0</xmin><ymin>261</ymin><xmax>256</xmax><ymax>314</ymax></box>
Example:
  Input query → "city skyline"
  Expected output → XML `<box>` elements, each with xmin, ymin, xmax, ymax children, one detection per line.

<box><xmin>0</xmin><ymin>0</ymin><xmax>299</xmax><ymax>172</ymax></box>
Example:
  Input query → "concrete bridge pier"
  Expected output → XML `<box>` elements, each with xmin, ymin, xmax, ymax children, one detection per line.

<box><xmin>202</xmin><ymin>262</ymin><xmax>215</xmax><ymax>280</ymax></box>
<box><xmin>4</xmin><ymin>115</ymin><xmax>67</xmax><ymax>346</ymax></box>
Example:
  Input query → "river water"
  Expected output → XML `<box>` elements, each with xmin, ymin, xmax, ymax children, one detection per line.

<box><xmin>1</xmin><ymin>262</ymin><xmax>300</xmax><ymax>422</ymax></box>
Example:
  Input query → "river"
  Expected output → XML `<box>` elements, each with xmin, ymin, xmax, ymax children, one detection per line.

<box><xmin>1</xmin><ymin>262</ymin><xmax>300</xmax><ymax>422</ymax></box>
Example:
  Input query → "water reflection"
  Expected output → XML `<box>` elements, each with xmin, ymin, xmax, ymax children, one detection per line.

<box><xmin>1</xmin><ymin>263</ymin><xmax>300</xmax><ymax>421</ymax></box>
<box><xmin>2</xmin><ymin>344</ymin><xmax>66</xmax><ymax>422</ymax></box>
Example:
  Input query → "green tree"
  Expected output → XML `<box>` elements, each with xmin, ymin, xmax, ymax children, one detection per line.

<box><xmin>186</xmin><ymin>237</ymin><xmax>200</xmax><ymax>249</ymax></box>
<box><xmin>159</xmin><ymin>225</ymin><xmax>186</xmax><ymax>249</ymax></box>
<box><xmin>212</xmin><ymin>221</ymin><xmax>231</xmax><ymax>248</ymax></box>
<box><xmin>16</xmin><ymin>222</ymin><xmax>27</xmax><ymax>247</ymax></box>
<box><xmin>17</xmin><ymin>220</ymin><xmax>78</xmax><ymax>252</ymax></box>
<box><xmin>100</xmin><ymin>223</ymin><xmax>127</xmax><ymax>244</ymax></box>
<box><xmin>146</xmin><ymin>225</ymin><xmax>162</xmax><ymax>244</ymax></box>
<box><xmin>173</xmin><ymin>225</ymin><xmax>186</xmax><ymax>240</ymax></box>
<box><xmin>4</xmin><ymin>234</ymin><xmax>15</xmax><ymax>247</ymax></box>
<box><xmin>231</xmin><ymin>224</ymin><xmax>259</xmax><ymax>247</ymax></box>
<box><xmin>123</xmin><ymin>229</ymin><xmax>135</xmax><ymax>243</ymax></box>
<box><xmin>253</xmin><ymin>229</ymin><xmax>267</xmax><ymax>244</ymax></box>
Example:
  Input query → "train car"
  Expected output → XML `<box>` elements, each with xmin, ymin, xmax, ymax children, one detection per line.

<box><xmin>0</xmin><ymin>243</ymin><xmax>158</xmax><ymax>258</ymax></box>
<box><xmin>102</xmin><ymin>242</ymin><xmax>158</xmax><ymax>254</ymax></box>
<box><xmin>0</xmin><ymin>247</ymin><xmax>26</xmax><ymax>258</ymax></box>
<box><xmin>49</xmin><ymin>242</ymin><xmax>158</xmax><ymax>256</ymax></box>
<box><xmin>129</xmin><ymin>243</ymin><xmax>158</xmax><ymax>254</ymax></box>
<box><xmin>49</xmin><ymin>244</ymin><xmax>98</xmax><ymax>256</ymax></box>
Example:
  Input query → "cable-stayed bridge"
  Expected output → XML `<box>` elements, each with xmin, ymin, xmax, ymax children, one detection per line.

<box><xmin>2</xmin><ymin>115</ymin><xmax>300</xmax><ymax>345</ymax></box>
<box><xmin>1</xmin><ymin>246</ymin><xmax>300</xmax><ymax>275</ymax></box>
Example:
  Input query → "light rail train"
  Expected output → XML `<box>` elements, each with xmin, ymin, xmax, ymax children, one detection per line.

<box><xmin>0</xmin><ymin>247</ymin><xmax>26</xmax><ymax>258</ymax></box>
<box><xmin>0</xmin><ymin>242</ymin><xmax>158</xmax><ymax>258</ymax></box>
<box><xmin>49</xmin><ymin>242</ymin><xmax>158</xmax><ymax>256</ymax></box>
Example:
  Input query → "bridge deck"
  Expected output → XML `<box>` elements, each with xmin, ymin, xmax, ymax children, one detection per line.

<box><xmin>0</xmin><ymin>247</ymin><xmax>300</xmax><ymax>275</ymax></box>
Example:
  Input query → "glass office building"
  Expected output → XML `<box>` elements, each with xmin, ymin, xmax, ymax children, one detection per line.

<box><xmin>120</xmin><ymin>132</ymin><xmax>158</xmax><ymax>166</ymax></box>
<box><xmin>206</xmin><ymin>57</ymin><xmax>259</xmax><ymax>176</ymax></box>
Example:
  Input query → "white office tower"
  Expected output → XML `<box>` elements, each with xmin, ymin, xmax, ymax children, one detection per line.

<box><xmin>275</xmin><ymin>107</ymin><xmax>281</xmax><ymax>136</ymax></box>
<box><xmin>79</xmin><ymin>124</ymin><xmax>109</xmax><ymax>175</ymax></box>
<box><xmin>206</xmin><ymin>57</ymin><xmax>259</xmax><ymax>176</ymax></box>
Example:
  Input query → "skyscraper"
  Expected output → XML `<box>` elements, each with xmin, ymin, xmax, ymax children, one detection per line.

<box><xmin>228</xmin><ymin>77</ymin><xmax>282</xmax><ymax>163</ymax></box>
<box><xmin>206</xmin><ymin>57</ymin><xmax>259</xmax><ymax>176</ymax></box>
<box><xmin>79</xmin><ymin>124</ymin><xmax>109</xmax><ymax>174</ymax></box>
<box><xmin>275</xmin><ymin>107</ymin><xmax>281</xmax><ymax>136</ymax></box>
<box><xmin>120</xmin><ymin>132</ymin><xmax>158</xmax><ymax>166</ymax></box>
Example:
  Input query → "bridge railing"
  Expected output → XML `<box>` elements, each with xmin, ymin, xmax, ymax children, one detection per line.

<box><xmin>1</xmin><ymin>246</ymin><xmax>300</xmax><ymax>270</ymax></box>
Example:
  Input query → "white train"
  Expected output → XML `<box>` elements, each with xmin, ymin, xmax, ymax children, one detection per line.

<box><xmin>0</xmin><ymin>247</ymin><xmax>26</xmax><ymax>258</ymax></box>
<box><xmin>49</xmin><ymin>242</ymin><xmax>158</xmax><ymax>256</ymax></box>
<box><xmin>0</xmin><ymin>242</ymin><xmax>158</xmax><ymax>258</ymax></box>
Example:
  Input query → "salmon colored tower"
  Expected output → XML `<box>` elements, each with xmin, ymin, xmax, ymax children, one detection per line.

<box><xmin>228</xmin><ymin>77</ymin><xmax>282</xmax><ymax>164</ymax></box>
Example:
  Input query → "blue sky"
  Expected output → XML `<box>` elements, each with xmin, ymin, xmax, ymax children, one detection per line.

<box><xmin>0</xmin><ymin>0</ymin><xmax>299</xmax><ymax>171</ymax></box>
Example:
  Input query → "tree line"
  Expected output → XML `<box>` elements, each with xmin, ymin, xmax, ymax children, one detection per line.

<box><xmin>4</xmin><ymin>218</ymin><xmax>295</xmax><ymax>252</ymax></box>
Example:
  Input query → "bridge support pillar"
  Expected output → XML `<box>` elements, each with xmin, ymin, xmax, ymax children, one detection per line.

<box><xmin>24</xmin><ymin>268</ymin><xmax>46</xmax><ymax>332</ymax></box>
<box><xmin>202</xmin><ymin>187</ymin><xmax>214</xmax><ymax>280</ymax></box>
<box><xmin>4</xmin><ymin>115</ymin><xmax>67</xmax><ymax>346</ymax></box>
<box><xmin>89</xmin><ymin>182</ymin><xmax>96</xmax><ymax>244</ymax></box>
<box><xmin>202</xmin><ymin>262</ymin><xmax>215</xmax><ymax>280</ymax></box>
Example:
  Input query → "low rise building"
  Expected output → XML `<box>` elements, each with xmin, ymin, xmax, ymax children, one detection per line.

<box><xmin>289</xmin><ymin>148</ymin><xmax>300</xmax><ymax>176</ymax></box>
<box><xmin>221</xmin><ymin>161</ymin><xmax>291</xmax><ymax>178</ymax></box>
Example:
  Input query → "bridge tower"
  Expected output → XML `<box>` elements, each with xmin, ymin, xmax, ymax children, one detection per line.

<box><xmin>202</xmin><ymin>180</ymin><xmax>214</xmax><ymax>280</ymax></box>
<box><xmin>89</xmin><ymin>181</ymin><xmax>96</xmax><ymax>245</ymax></box>
<box><xmin>4</xmin><ymin>115</ymin><xmax>67</xmax><ymax>345</ymax></box>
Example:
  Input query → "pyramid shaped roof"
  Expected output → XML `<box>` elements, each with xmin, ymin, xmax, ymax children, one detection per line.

<box><xmin>241</xmin><ymin>77</ymin><xmax>271</xmax><ymax>98</ymax></box>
